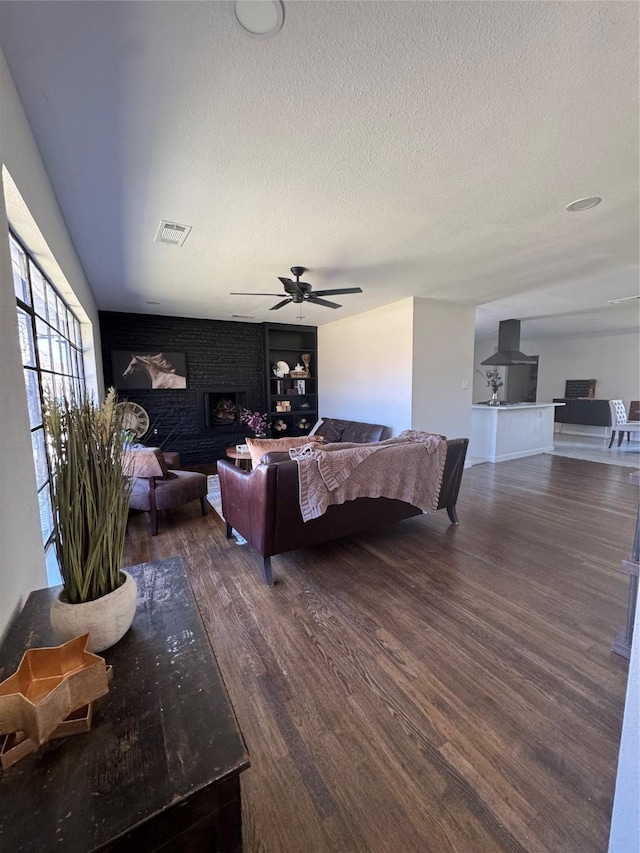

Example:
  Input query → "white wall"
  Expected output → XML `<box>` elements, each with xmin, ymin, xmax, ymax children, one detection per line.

<box><xmin>318</xmin><ymin>299</ymin><xmax>414</xmax><ymax>435</ymax></box>
<box><xmin>524</xmin><ymin>331</ymin><xmax>639</xmax><ymax>408</ymax></box>
<box><xmin>0</xmin><ymin>176</ymin><xmax>46</xmax><ymax>639</ymax></box>
<box><xmin>0</xmin><ymin>50</ymin><xmax>101</xmax><ymax>637</ymax></box>
<box><xmin>319</xmin><ymin>297</ymin><xmax>475</xmax><ymax>440</ymax></box>
<box><xmin>474</xmin><ymin>330</ymin><xmax>640</xmax><ymax>434</ymax></box>
<box><xmin>412</xmin><ymin>298</ymin><xmax>475</xmax><ymax>439</ymax></box>
<box><xmin>0</xmin><ymin>51</ymin><xmax>102</xmax><ymax>397</ymax></box>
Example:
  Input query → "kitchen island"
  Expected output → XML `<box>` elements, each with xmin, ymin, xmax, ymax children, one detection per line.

<box><xmin>469</xmin><ymin>402</ymin><xmax>565</xmax><ymax>464</ymax></box>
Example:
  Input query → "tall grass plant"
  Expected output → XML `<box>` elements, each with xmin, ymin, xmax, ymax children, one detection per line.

<box><xmin>44</xmin><ymin>388</ymin><xmax>132</xmax><ymax>604</ymax></box>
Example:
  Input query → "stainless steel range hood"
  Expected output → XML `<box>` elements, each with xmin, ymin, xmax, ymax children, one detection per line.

<box><xmin>481</xmin><ymin>319</ymin><xmax>537</xmax><ymax>366</ymax></box>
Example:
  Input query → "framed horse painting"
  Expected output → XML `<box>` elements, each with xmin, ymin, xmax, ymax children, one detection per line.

<box><xmin>111</xmin><ymin>350</ymin><xmax>188</xmax><ymax>390</ymax></box>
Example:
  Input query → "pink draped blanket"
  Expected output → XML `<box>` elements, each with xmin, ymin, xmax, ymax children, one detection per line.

<box><xmin>289</xmin><ymin>430</ymin><xmax>448</xmax><ymax>522</ymax></box>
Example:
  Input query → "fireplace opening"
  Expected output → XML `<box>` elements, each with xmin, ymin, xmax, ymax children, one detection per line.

<box><xmin>203</xmin><ymin>389</ymin><xmax>248</xmax><ymax>428</ymax></box>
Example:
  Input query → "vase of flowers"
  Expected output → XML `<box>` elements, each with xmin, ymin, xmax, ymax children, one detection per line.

<box><xmin>241</xmin><ymin>408</ymin><xmax>269</xmax><ymax>438</ymax></box>
<box><xmin>478</xmin><ymin>369</ymin><xmax>504</xmax><ymax>405</ymax></box>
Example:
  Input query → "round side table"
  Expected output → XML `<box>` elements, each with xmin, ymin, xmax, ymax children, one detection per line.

<box><xmin>225</xmin><ymin>446</ymin><xmax>252</xmax><ymax>471</ymax></box>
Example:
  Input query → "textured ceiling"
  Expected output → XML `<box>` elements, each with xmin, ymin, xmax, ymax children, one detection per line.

<box><xmin>0</xmin><ymin>1</ymin><xmax>638</xmax><ymax>338</ymax></box>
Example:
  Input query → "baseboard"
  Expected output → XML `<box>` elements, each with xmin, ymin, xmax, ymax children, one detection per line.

<box><xmin>486</xmin><ymin>446</ymin><xmax>555</xmax><ymax>464</ymax></box>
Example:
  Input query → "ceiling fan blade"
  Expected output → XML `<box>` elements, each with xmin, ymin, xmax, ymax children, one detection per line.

<box><xmin>307</xmin><ymin>296</ymin><xmax>342</xmax><ymax>309</ymax></box>
<box><xmin>278</xmin><ymin>276</ymin><xmax>304</xmax><ymax>297</ymax></box>
<box><xmin>230</xmin><ymin>292</ymin><xmax>285</xmax><ymax>296</ymax></box>
<box><xmin>312</xmin><ymin>287</ymin><xmax>363</xmax><ymax>297</ymax></box>
<box><xmin>270</xmin><ymin>298</ymin><xmax>293</xmax><ymax>310</ymax></box>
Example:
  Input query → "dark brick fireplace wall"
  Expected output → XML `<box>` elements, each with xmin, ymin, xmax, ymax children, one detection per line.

<box><xmin>99</xmin><ymin>311</ymin><xmax>266</xmax><ymax>466</ymax></box>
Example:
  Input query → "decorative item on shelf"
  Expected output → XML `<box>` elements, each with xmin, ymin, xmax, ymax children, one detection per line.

<box><xmin>296</xmin><ymin>379</ymin><xmax>306</xmax><ymax>394</ymax></box>
<box><xmin>44</xmin><ymin>389</ymin><xmax>137</xmax><ymax>653</ymax></box>
<box><xmin>273</xmin><ymin>360</ymin><xmax>289</xmax><ymax>378</ymax></box>
<box><xmin>289</xmin><ymin>362</ymin><xmax>307</xmax><ymax>378</ymax></box>
<box><xmin>477</xmin><ymin>368</ymin><xmax>503</xmax><ymax>406</ymax></box>
<box><xmin>299</xmin><ymin>401</ymin><xmax>310</xmax><ymax>410</ymax></box>
<box><xmin>241</xmin><ymin>408</ymin><xmax>269</xmax><ymax>438</ymax></box>
<box><xmin>276</xmin><ymin>379</ymin><xmax>285</xmax><ymax>395</ymax></box>
<box><xmin>301</xmin><ymin>353</ymin><xmax>311</xmax><ymax>376</ymax></box>
<box><xmin>286</xmin><ymin>388</ymin><xmax>298</xmax><ymax>396</ymax></box>
<box><xmin>297</xmin><ymin>418</ymin><xmax>311</xmax><ymax>430</ymax></box>
<box><xmin>273</xmin><ymin>419</ymin><xmax>288</xmax><ymax>432</ymax></box>
<box><xmin>0</xmin><ymin>634</ymin><xmax>112</xmax><ymax>768</ymax></box>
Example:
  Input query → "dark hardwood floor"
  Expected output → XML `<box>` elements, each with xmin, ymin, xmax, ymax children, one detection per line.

<box><xmin>122</xmin><ymin>454</ymin><xmax>634</xmax><ymax>853</ymax></box>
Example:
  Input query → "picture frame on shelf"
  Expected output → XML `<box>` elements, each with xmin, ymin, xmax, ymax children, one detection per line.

<box><xmin>296</xmin><ymin>379</ymin><xmax>306</xmax><ymax>395</ymax></box>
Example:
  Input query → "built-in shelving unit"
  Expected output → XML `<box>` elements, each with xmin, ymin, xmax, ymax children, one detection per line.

<box><xmin>264</xmin><ymin>323</ymin><xmax>317</xmax><ymax>437</ymax></box>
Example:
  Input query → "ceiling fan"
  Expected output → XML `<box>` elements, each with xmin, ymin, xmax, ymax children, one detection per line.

<box><xmin>230</xmin><ymin>266</ymin><xmax>363</xmax><ymax>310</ymax></box>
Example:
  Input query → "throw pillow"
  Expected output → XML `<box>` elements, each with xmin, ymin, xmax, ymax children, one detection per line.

<box><xmin>123</xmin><ymin>447</ymin><xmax>173</xmax><ymax>479</ymax></box>
<box><xmin>246</xmin><ymin>435</ymin><xmax>323</xmax><ymax>469</ymax></box>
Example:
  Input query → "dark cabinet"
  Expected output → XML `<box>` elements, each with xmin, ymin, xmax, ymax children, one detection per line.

<box><xmin>264</xmin><ymin>323</ymin><xmax>318</xmax><ymax>437</ymax></box>
<box><xmin>553</xmin><ymin>398</ymin><xmax>611</xmax><ymax>426</ymax></box>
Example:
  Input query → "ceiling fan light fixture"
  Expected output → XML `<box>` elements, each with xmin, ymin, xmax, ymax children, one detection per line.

<box><xmin>231</xmin><ymin>1</ymin><xmax>284</xmax><ymax>39</ymax></box>
<box><xmin>565</xmin><ymin>196</ymin><xmax>601</xmax><ymax>212</ymax></box>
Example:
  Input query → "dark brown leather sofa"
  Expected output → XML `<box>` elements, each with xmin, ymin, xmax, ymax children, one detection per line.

<box><xmin>218</xmin><ymin>428</ymin><xmax>469</xmax><ymax>586</ymax></box>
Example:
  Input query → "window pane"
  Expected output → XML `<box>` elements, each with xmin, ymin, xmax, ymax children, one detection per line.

<box><xmin>59</xmin><ymin>338</ymin><xmax>70</xmax><ymax>375</ymax></box>
<box><xmin>36</xmin><ymin>318</ymin><xmax>52</xmax><ymax>370</ymax></box>
<box><xmin>11</xmin><ymin>238</ymin><xmax>30</xmax><ymax>304</ymax></box>
<box><xmin>62</xmin><ymin>305</ymin><xmax>72</xmax><ymax>340</ymax></box>
<box><xmin>30</xmin><ymin>262</ymin><xmax>47</xmax><ymax>319</ymax></box>
<box><xmin>38</xmin><ymin>485</ymin><xmax>53</xmax><ymax>546</ymax></box>
<box><xmin>68</xmin><ymin>347</ymin><xmax>78</xmax><ymax>379</ymax></box>
<box><xmin>23</xmin><ymin>368</ymin><xmax>43</xmax><ymax>429</ymax></box>
<box><xmin>50</xmin><ymin>334</ymin><xmax>62</xmax><ymax>373</ymax></box>
<box><xmin>46</xmin><ymin>281</ymin><xmax>59</xmax><ymax>330</ymax></box>
<box><xmin>31</xmin><ymin>427</ymin><xmax>48</xmax><ymax>489</ymax></box>
<box><xmin>45</xmin><ymin>544</ymin><xmax>62</xmax><ymax>587</ymax></box>
<box><xmin>56</xmin><ymin>297</ymin><xmax>68</xmax><ymax>337</ymax></box>
<box><xmin>40</xmin><ymin>372</ymin><xmax>54</xmax><ymax>401</ymax></box>
<box><xmin>17</xmin><ymin>308</ymin><xmax>36</xmax><ymax>367</ymax></box>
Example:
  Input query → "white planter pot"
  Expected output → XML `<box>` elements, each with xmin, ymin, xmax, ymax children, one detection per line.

<box><xmin>50</xmin><ymin>571</ymin><xmax>138</xmax><ymax>653</ymax></box>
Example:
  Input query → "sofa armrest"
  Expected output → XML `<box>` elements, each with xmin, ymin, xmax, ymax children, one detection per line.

<box><xmin>217</xmin><ymin>460</ymin><xmax>278</xmax><ymax>557</ymax></box>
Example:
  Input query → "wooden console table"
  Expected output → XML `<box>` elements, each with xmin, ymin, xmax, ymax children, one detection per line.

<box><xmin>0</xmin><ymin>556</ymin><xmax>249</xmax><ymax>852</ymax></box>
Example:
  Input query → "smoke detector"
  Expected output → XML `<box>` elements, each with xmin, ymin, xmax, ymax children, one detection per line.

<box><xmin>154</xmin><ymin>220</ymin><xmax>192</xmax><ymax>246</ymax></box>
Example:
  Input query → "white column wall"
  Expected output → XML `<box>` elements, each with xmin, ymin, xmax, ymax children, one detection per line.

<box><xmin>411</xmin><ymin>298</ymin><xmax>475</xmax><ymax>440</ymax></box>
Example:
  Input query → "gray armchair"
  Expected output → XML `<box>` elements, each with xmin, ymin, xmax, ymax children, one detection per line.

<box><xmin>124</xmin><ymin>447</ymin><xmax>207</xmax><ymax>535</ymax></box>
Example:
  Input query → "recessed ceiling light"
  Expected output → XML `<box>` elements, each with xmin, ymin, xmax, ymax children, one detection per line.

<box><xmin>231</xmin><ymin>0</ymin><xmax>284</xmax><ymax>39</ymax></box>
<box><xmin>566</xmin><ymin>197</ymin><xmax>601</xmax><ymax>212</ymax></box>
<box><xmin>146</xmin><ymin>301</ymin><xmax>161</xmax><ymax>305</ymax></box>
<box><xmin>231</xmin><ymin>314</ymin><xmax>255</xmax><ymax>319</ymax></box>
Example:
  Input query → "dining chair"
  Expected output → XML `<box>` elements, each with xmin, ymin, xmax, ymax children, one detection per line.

<box><xmin>608</xmin><ymin>399</ymin><xmax>640</xmax><ymax>448</ymax></box>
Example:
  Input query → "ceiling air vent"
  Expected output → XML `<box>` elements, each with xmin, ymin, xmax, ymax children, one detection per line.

<box><xmin>154</xmin><ymin>220</ymin><xmax>192</xmax><ymax>247</ymax></box>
